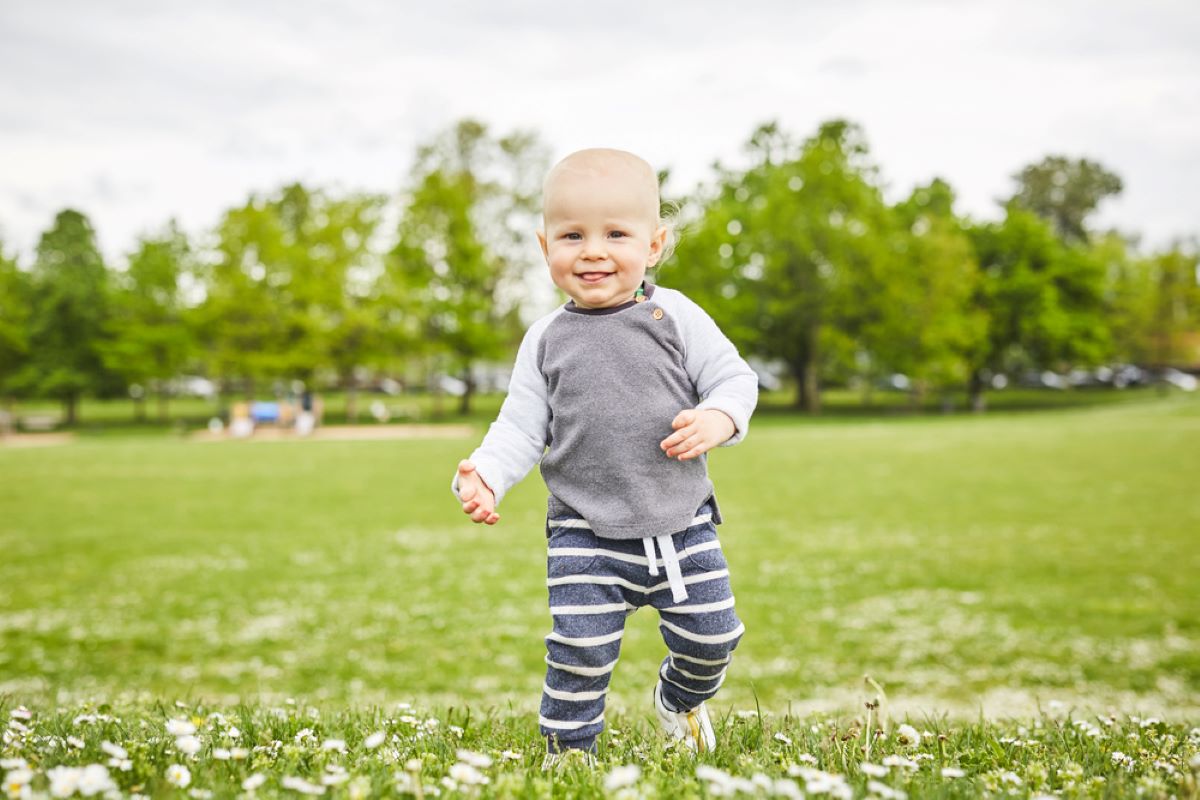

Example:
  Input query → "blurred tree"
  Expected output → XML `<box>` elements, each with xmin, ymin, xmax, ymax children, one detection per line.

<box><xmin>966</xmin><ymin>204</ymin><xmax>1110</xmax><ymax>410</ymax></box>
<box><xmin>21</xmin><ymin>210</ymin><xmax>116</xmax><ymax>425</ymax></box>
<box><xmin>0</xmin><ymin>242</ymin><xmax>31</xmax><ymax>408</ymax></box>
<box><xmin>390</xmin><ymin>119</ymin><xmax>548</xmax><ymax>415</ymax></box>
<box><xmin>1095</xmin><ymin>231</ymin><xmax>1154</xmax><ymax>365</ymax></box>
<box><xmin>1010</xmin><ymin>155</ymin><xmax>1123</xmax><ymax>244</ymax></box>
<box><xmin>199</xmin><ymin>184</ymin><xmax>385</xmax><ymax>413</ymax></box>
<box><xmin>671</xmin><ymin>120</ymin><xmax>894</xmax><ymax>412</ymax></box>
<box><xmin>1144</xmin><ymin>242</ymin><xmax>1200</xmax><ymax>370</ymax></box>
<box><xmin>875</xmin><ymin>179</ymin><xmax>986</xmax><ymax>406</ymax></box>
<box><xmin>101</xmin><ymin>221</ymin><xmax>195</xmax><ymax>421</ymax></box>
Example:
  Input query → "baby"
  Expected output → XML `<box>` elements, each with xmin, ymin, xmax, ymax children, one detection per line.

<box><xmin>451</xmin><ymin>148</ymin><xmax>758</xmax><ymax>758</ymax></box>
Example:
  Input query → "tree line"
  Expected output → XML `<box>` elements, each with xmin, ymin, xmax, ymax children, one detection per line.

<box><xmin>0</xmin><ymin>118</ymin><xmax>1196</xmax><ymax>424</ymax></box>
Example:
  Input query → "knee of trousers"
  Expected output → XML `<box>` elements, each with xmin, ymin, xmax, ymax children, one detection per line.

<box><xmin>545</xmin><ymin>636</ymin><xmax>622</xmax><ymax>673</ymax></box>
<box><xmin>661</xmin><ymin>619</ymin><xmax>745</xmax><ymax>664</ymax></box>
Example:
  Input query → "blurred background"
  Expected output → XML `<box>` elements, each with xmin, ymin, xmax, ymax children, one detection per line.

<box><xmin>0</xmin><ymin>2</ymin><xmax>1196</xmax><ymax>720</ymax></box>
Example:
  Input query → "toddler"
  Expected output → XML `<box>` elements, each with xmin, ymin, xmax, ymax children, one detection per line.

<box><xmin>451</xmin><ymin>148</ymin><xmax>757</xmax><ymax>758</ymax></box>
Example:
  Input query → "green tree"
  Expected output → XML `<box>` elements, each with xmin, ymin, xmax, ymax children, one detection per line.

<box><xmin>966</xmin><ymin>204</ymin><xmax>1110</xmax><ymax>410</ymax></box>
<box><xmin>390</xmin><ymin>120</ymin><xmax>548</xmax><ymax>415</ymax></box>
<box><xmin>671</xmin><ymin>120</ymin><xmax>895</xmax><ymax>412</ymax></box>
<box><xmin>1143</xmin><ymin>243</ymin><xmax>1200</xmax><ymax>370</ymax></box>
<box><xmin>0</xmin><ymin>242</ymin><xmax>31</xmax><ymax>408</ymax></box>
<box><xmin>21</xmin><ymin>210</ymin><xmax>116</xmax><ymax>425</ymax></box>
<box><xmin>198</xmin><ymin>184</ymin><xmax>385</xmax><ymax>409</ymax></box>
<box><xmin>102</xmin><ymin>221</ymin><xmax>195</xmax><ymax>421</ymax></box>
<box><xmin>1010</xmin><ymin>155</ymin><xmax>1123</xmax><ymax>244</ymax></box>
<box><xmin>875</xmin><ymin>179</ymin><xmax>985</xmax><ymax>405</ymax></box>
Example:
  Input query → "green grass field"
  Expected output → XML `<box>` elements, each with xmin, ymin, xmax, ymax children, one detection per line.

<box><xmin>2</xmin><ymin>395</ymin><xmax>1198</xmax><ymax>797</ymax></box>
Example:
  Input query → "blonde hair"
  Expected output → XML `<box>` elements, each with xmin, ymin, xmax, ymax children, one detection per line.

<box><xmin>653</xmin><ymin>198</ymin><xmax>682</xmax><ymax>268</ymax></box>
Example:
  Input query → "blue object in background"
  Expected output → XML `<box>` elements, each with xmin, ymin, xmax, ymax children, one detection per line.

<box><xmin>250</xmin><ymin>402</ymin><xmax>280</xmax><ymax>423</ymax></box>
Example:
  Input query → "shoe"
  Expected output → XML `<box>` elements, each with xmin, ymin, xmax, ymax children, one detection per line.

<box><xmin>540</xmin><ymin>749</ymin><xmax>597</xmax><ymax>771</ymax></box>
<box><xmin>654</xmin><ymin>680</ymin><xmax>716</xmax><ymax>752</ymax></box>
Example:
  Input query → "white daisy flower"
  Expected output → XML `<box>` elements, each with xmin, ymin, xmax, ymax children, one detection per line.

<box><xmin>363</xmin><ymin>732</ymin><xmax>386</xmax><ymax>750</ymax></box>
<box><xmin>165</xmin><ymin>764</ymin><xmax>191</xmax><ymax>788</ymax></box>
<box><xmin>448</xmin><ymin>763</ymin><xmax>486</xmax><ymax>786</ymax></box>
<box><xmin>67</xmin><ymin>736</ymin><xmax>86</xmax><ymax>749</ymax></box>
<box><xmin>941</xmin><ymin>767</ymin><xmax>966</xmax><ymax>778</ymax></box>
<box><xmin>281</xmin><ymin>776</ymin><xmax>325</xmax><ymax>795</ymax></box>
<box><xmin>176</xmin><ymin>735</ymin><xmax>202</xmax><ymax>756</ymax></box>
<box><xmin>321</xmin><ymin>739</ymin><xmax>347</xmax><ymax>753</ymax></box>
<box><xmin>603</xmin><ymin>765</ymin><xmax>641</xmax><ymax>791</ymax></box>
<box><xmin>861</xmin><ymin>762</ymin><xmax>888</xmax><ymax>777</ymax></box>
<box><xmin>9</xmin><ymin>710</ymin><xmax>32</xmax><ymax>722</ymax></box>
<box><xmin>212</xmin><ymin>748</ymin><xmax>231</xmax><ymax>760</ymax></box>
<box><xmin>47</xmin><ymin>766</ymin><xmax>81</xmax><ymax>798</ymax></box>
<box><xmin>166</xmin><ymin>719</ymin><xmax>196</xmax><ymax>737</ymax></box>
<box><xmin>100</xmin><ymin>742</ymin><xmax>127</xmax><ymax>760</ymax></box>
<box><xmin>455</xmin><ymin>750</ymin><xmax>492</xmax><ymax>769</ymax></box>
<box><xmin>895</xmin><ymin>725</ymin><xmax>920</xmax><ymax>747</ymax></box>
<box><xmin>77</xmin><ymin>764</ymin><xmax>115</xmax><ymax>797</ymax></box>
<box><xmin>774</xmin><ymin>732</ymin><xmax>793</xmax><ymax>745</ymax></box>
<box><xmin>0</xmin><ymin>760</ymin><xmax>28</xmax><ymax>771</ymax></box>
<box><xmin>230</xmin><ymin>748</ymin><xmax>249</xmax><ymax>760</ymax></box>
<box><xmin>241</xmin><ymin>773</ymin><xmax>266</xmax><ymax>791</ymax></box>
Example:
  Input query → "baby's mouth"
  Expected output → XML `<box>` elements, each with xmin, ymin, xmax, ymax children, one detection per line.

<box><xmin>578</xmin><ymin>272</ymin><xmax>612</xmax><ymax>284</ymax></box>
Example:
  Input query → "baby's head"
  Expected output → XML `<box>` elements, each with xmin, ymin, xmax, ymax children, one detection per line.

<box><xmin>537</xmin><ymin>148</ymin><xmax>670</xmax><ymax>309</ymax></box>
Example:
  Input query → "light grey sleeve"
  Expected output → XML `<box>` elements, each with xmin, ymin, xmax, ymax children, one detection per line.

<box><xmin>660</xmin><ymin>289</ymin><xmax>759</xmax><ymax>446</ymax></box>
<box><xmin>450</xmin><ymin>312</ymin><xmax>556</xmax><ymax>506</ymax></box>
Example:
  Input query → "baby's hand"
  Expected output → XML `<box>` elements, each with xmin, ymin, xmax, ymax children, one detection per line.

<box><xmin>660</xmin><ymin>409</ymin><xmax>736</xmax><ymax>461</ymax></box>
<box><xmin>457</xmin><ymin>460</ymin><xmax>500</xmax><ymax>525</ymax></box>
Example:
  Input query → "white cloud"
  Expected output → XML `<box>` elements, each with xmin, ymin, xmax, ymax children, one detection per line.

<box><xmin>1</xmin><ymin>0</ymin><xmax>1197</xmax><ymax>263</ymax></box>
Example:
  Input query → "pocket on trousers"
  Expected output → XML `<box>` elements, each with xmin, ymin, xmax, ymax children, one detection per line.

<box><xmin>546</xmin><ymin>521</ymin><xmax>599</xmax><ymax>577</ymax></box>
<box><xmin>679</xmin><ymin>522</ymin><xmax>728</xmax><ymax>573</ymax></box>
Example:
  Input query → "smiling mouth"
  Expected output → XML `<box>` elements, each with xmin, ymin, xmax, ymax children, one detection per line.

<box><xmin>577</xmin><ymin>272</ymin><xmax>612</xmax><ymax>283</ymax></box>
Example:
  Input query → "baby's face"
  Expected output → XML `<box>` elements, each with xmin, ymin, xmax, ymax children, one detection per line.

<box><xmin>537</xmin><ymin>150</ymin><xmax>666</xmax><ymax>309</ymax></box>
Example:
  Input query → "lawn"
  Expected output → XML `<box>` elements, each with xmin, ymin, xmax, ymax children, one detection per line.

<box><xmin>1</xmin><ymin>395</ymin><xmax>1197</xmax><ymax>797</ymax></box>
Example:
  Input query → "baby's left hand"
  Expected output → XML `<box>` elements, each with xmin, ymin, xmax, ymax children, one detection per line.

<box><xmin>660</xmin><ymin>408</ymin><xmax>736</xmax><ymax>460</ymax></box>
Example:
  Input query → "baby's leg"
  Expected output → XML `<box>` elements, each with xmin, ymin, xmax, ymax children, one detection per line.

<box><xmin>539</xmin><ymin>525</ymin><xmax>631</xmax><ymax>753</ymax></box>
<box><xmin>652</xmin><ymin>520</ymin><xmax>744</xmax><ymax>713</ymax></box>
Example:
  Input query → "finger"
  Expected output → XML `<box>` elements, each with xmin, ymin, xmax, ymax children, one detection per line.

<box><xmin>666</xmin><ymin>433</ymin><xmax>703</xmax><ymax>457</ymax></box>
<box><xmin>671</xmin><ymin>410</ymin><xmax>696</xmax><ymax>430</ymax></box>
<box><xmin>462</xmin><ymin>499</ymin><xmax>479</xmax><ymax>513</ymax></box>
<box><xmin>660</xmin><ymin>428</ymin><xmax>693</xmax><ymax>450</ymax></box>
<box><xmin>470</xmin><ymin>506</ymin><xmax>492</xmax><ymax>523</ymax></box>
<box><xmin>457</xmin><ymin>459</ymin><xmax>476</xmax><ymax>474</ymax></box>
<box><xmin>676</xmin><ymin>441</ymin><xmax>710</xmax><ymax>461</ymax></box>
<box><xmin>459</xmin><ymin>482</ymin><xmax>476</xmax><ymax>503</ymax></box>
<box><xmin>484</xmin><ymin>512</ymin><xmax>500</xmax><ymax>525</ymax></box>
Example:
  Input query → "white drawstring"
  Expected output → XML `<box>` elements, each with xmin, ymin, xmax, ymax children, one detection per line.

<box><xmin>643</xmin><ymin>535</ymin><xmax>689</xmax><ymax>602</ymax></box>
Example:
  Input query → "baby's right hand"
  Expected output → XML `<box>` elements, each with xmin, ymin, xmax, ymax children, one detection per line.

<box><xmin>457</xmin><ymin>459</ymin><xmax>500</xmax><ymax>525</ymax></box>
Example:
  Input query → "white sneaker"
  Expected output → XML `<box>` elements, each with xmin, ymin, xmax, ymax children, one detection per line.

<box><xmin>654</xmin><ymin>680</ymin><xmax>716</xmax><ymax>752</ymax></box>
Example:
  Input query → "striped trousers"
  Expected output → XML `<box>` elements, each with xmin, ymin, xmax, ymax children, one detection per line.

<box><xmin>538</xmin><ymin>499</ymin><xmax>745</xmax><ymax>752</ymax></box>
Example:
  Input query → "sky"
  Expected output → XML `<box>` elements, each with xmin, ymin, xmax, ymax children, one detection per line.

<box><xmin>2</xmin><ymin>0</ymin><xmax>1198</xmax><ymax>265</ymax></box>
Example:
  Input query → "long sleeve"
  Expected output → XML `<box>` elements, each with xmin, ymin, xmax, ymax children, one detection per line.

<box><xmin>450</xmin><ymin>311</ymin><xmax>557</xmax><ymax>506</ymax></box>
<box><xmin>658</xmin><ymin>289</ymin><xmax>758</xmax><ymax>446</ymax></box>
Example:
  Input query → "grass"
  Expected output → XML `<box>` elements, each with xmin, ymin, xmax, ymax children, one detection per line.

<box><xmin>1</xmin><ymin>394</ymin><xmax>1198</xmax><ymax>796</ymax></box>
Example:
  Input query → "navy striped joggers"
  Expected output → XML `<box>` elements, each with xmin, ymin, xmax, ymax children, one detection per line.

<box><xmin>538</xmin><ymin>499</ymin><xmax>745</xmax><ymax>752</ymax></box>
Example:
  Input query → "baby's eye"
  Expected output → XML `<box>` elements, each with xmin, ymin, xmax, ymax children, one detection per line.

<box><xmin>608</xmin><ymin>231</ymin><xmax>627</xmax><ymax>239</ymax></box>
<box><xmin>563</xmin><ymin>232</ymin><xmax>582</xmax><ymax>241</ymax></box>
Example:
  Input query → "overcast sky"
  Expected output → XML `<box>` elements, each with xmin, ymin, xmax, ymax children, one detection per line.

<box><xmin>2</xmin><ymin>0</ymin><xmax>1198</xmax><ymax>265</ymax></box>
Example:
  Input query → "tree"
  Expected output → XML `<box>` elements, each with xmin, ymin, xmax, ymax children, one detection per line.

<box><xmin>671</xmin><ymin>120</ymin><xmax>895</xmax><ymax>412</ymax></box>
<box><xmin>873</xmin><ymin>179</ymin><xmax>985</xmax><ymax>405</ymax></box>
<box><xmin>965</xmin><ymin>204</ymin><xmax>1110</xmax><ymax>410</ymax></box>
<box><xmin>1010</xmin><ymin>156</ymin><xmax>1123</xmax><ymax>244</ymax></box>
<box><xmin>1143</xmin><ymin>243</ymin><xmax>1200</xmax><ymax>370</ymax></box>
<box><xmin>198</xmin><ymin>184</ymin><xmax>385</xmax><ymax>411</ymax></box>
<box><xmin>0</xmin><ymin>242</ymin><xmax>30</xmax><ymax>407</ymax></box>
<box><xmin>102</xmin><ymin>221</ymin><xmax>195</xmax><ymax>421</ymax></box>
<box><xmin>22</xmin><ymin>210</ymin><xmax>115</xmax><ymax>425</ymax></box>
<box><xmin>390</xmin><ymin>120</ymin><xmax>548</xmax><ymax>415</ymax></box>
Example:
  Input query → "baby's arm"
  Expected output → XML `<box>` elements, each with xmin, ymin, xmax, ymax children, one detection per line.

<box><xmin>451</xmin><ymin>317</ymin><xmax>553</xmax><ymax>524</ymax></box>
<box><xmin>657</xmin><ymin>292</ymin><xmax>758</xmax><ymax>460</ymax></box>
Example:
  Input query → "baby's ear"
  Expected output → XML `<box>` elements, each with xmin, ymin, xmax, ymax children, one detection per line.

<box><xmin>647</xmin><ymin>225</ymin><xmax>668</xmax><ymax>266</ymax></box>
<box><xmin>536</xmin><ymin>229</ymin><xmax>549</xmax><ymax>261</ymax></box>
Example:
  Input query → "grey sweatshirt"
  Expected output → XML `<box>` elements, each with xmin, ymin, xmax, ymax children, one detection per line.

<box><xmin>452</xmin><ymin>281</ymin><xmax>758</xmax><ymax>540</ymax></box>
